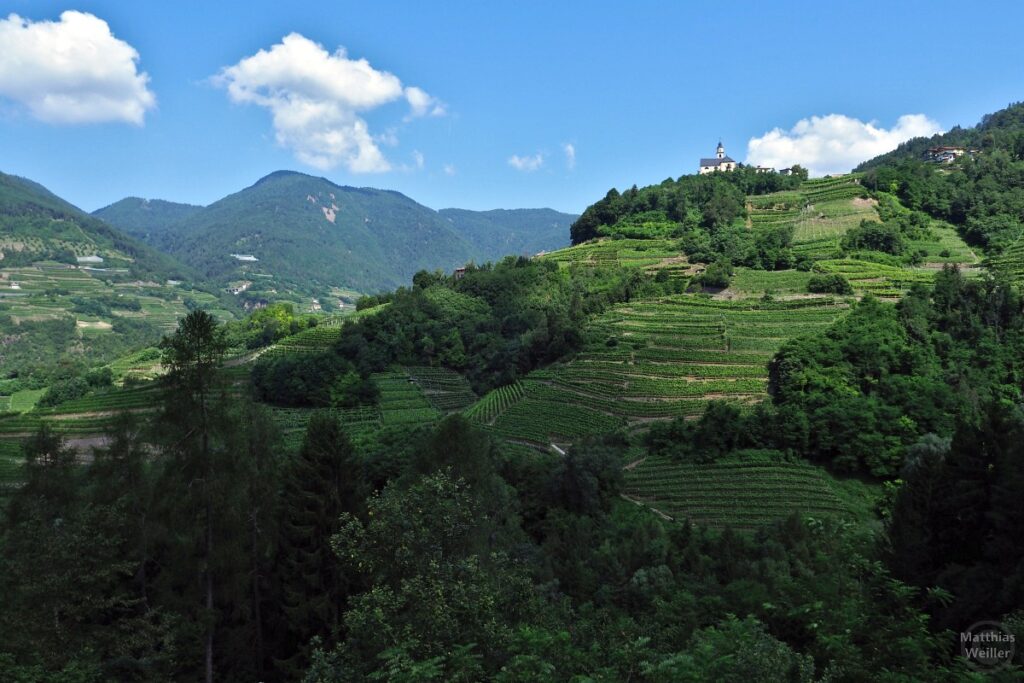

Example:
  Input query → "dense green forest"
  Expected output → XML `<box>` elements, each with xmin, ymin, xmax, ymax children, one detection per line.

<box><xmin>5</xmin><ymin>102</ymin><xmax>1024</xmax><ymax>680</ymax></box>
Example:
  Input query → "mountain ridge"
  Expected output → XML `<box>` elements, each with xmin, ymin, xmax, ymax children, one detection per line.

<box><xmin>93</xmin><ymin>170</ymin><xmax>576</xmax><ymax>295</ymax></box>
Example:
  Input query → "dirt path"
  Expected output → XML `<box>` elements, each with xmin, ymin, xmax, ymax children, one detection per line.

<box><xmin>620</xmin><ymin>493</ymin><xmax>674</xmax><ymax>521</ymax></box>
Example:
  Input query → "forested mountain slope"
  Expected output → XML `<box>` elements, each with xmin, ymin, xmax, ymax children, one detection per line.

<box><xmin>93</xmin><ymin>197</ymin><xmax>203</xmax><ymax>243</ymax></box>
<box><xmin>95</xmin><ymin>172</ymin><xmax>577</xmax><ymax>296</ymax></box>
<box><xmin>0</xmin><ymin>171</ymin><xmax>187</xmax><ymax>280</ymax></box>
<box><xmin>439</xmin><ymin>207</ymin><xmax>575</xmax><ymax>256</ymax></box>
<box><xmin>0</xmin><ymin>172</ymin><xmax>229</xmax><ymax>390</ymax></box>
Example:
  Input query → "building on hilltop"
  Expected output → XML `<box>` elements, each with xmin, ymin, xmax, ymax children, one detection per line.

<box><xmin>699</xmin><ymin>141</ymin><xmax>738</xmax><ymax>174</ymax></box>
<box><xmin>923</xmin><ymin>146</ymin><xmax>974</xmax><ymax>164</ymax></box>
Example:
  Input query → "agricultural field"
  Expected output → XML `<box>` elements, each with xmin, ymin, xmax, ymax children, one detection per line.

<box><xmin>9</xmin><ymin>389</ymin><xmax>45</xmax><ymax>413</ymax></box>
<box><xmin>791</xmin><ymin>196</ymin><xmax>879</xmax><ymax>243</ymax></box>
<box><xmin>0</xmin><ymin>263</ymin><xmax>204</xmax><ymax>331</ymax></box>
<box><xmin>374</xmin><ymin>371</ymin><xmax>441</xmax><ymax>427</ymax></box>
<box><xmin>468</xmin><ymin>294</ymin><xmax>848</xmax><ymax>448</ymax></box>
<box><xmin>622</xmin><ymin>454</ymin><xmax>856</xmax><ymax>530</ymax></box>
<box><xmin>543</xmin><ymin>238</ymin><xmax>693</xmax><ymax>283</ymax></box>
<box><xmin>815</xmin><ymin>259</ymin><xmax>937</xmax><ymax>298</ymax></box>
<box><xmin>729</xmin><ymin>268</ymin><xmax>815</xmax><ymax>296</ymax></box>
<box><xmin>986</xmin><ymin>237</ymin><xmax>1024</xmax><ymax>284</ymax></box>
<box><xmin>260</xmin><ymin>303</ymin><xmax>390</xmax><ymax>358</ymax></box>
<box><xmin>405</xmin><ymin>366</ymin><xmax>477</xmax><ymax>412</ymax></box>
<box><xmin>464</xmin><ymin>381</ymin><xmax>525</xmax><ymax>424</ymax></box>
<box><xmin>270</xmin><ymin>404</ymin><xmax>383</xmax><ymax>452</ymax></box>
<box><xmin>906</xmin><ymin>222</ymin><xmax>979</xmax><ymax>266</ymax></box>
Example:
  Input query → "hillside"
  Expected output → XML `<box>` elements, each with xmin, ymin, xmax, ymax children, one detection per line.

<box><xmin>855</xmin><ymin>101</ymin><xmax>1024</xmax><ymax>171</ymax></box>
<box><xmin>92</xmin><ymin>197</ymin><xmax>203</xmax><ymax>242</ymax></box>
<box><xmin>850</xmin><ymin>102</ymin><xmax>1024</xmax><ymax>287</ymax></box>
<box><xmin>0</xmin><ymin>172</ymin><xmax>230</xmax><ymax>388</ymax></box>
<box><xmin>2</xmin><ymin>160</ymin><xmax>1020</xmax><ymax>679</ymax></box>
<box><xmin>0</xmin><ymin>171</ymin><xmax>187</xmax><ymax>280</ymax></box>
<box><xmin>439</xmin><ymin>207</ymin><xmax>574</xmax><ymax>256</ymax></box>
<box><xmin>128</xmin><ymin>171</ymin><xmax>479</xmax><ymax>295</ymax></box>
<box><xmin>95</xmin><ymin>173</ymin><xmax>578</xmax><ymax>298</ymax></box>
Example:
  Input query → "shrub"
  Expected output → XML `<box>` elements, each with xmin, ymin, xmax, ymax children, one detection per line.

<box><xmin>693</xmin><ymin>259</ymin><xmax>734</xmax><ymax>289</ymax></box>
<box><xmin>807</xmin><ymin>273</ymin><xmax>854</xmax><ymax>295</ymax></box>
<box><xmin>842</xmin><ymin>220</ymin><xmax>905</xmax><ymax>255</ymax></box>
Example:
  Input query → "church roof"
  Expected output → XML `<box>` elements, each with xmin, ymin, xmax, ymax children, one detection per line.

<box><xmin>700</xmin><ymin>156</ymin><xmax>736</xmax><ymax>166</ymax></box>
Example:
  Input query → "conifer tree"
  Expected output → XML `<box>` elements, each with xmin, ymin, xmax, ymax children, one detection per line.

<box><xmin>276</xmin><ymin>411</ymin><xmax>362</xmax><ymax>673</ymax></box>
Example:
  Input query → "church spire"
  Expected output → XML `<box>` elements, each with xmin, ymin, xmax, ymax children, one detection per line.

<box><xmin>716</xmin><ymin>141</ymin><xmax>725</xmax><ymax>159</ymax></box>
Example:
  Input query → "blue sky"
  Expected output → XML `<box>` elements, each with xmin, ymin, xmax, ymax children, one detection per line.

<box><xmin>0</xmin><ymin>1</ymin><xmax>1022</xmax><ymax>214</ymax></box>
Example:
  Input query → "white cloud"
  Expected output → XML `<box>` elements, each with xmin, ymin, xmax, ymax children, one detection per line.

<box><xmin>0</xmin><ymin>11</ymin><xmax>155</xmax><ymax>125</ymax></box>
<box><xmin>508</xmin><ymin>152</ymin><xmax>544</xmax><ymax>172</ymax></box>
<box><xmin>214</xmin><ymin>33</ymin><xmax>442</xmax><ymax>173</ymax></box>
<box><xmin>443</xmin><ymin>163</ymin><xmax>456</xmax><ymax>176</ymax></box>
<box><xmin>405</xmin><ymin>86</ymin><xmax>446</xmax><ymax>118</ymax></box>
<box><xmin>563</xmin><ymin>143</ymin><xmax>576</xmax><ymax>170</ymax></box>
<box><xmin>746</xmin><ymin>113</ymin><xmax>943</xmax><ymax>176</ymax></box>
<box><xmin>412</xmin><ymin>150</ymin><xmax>424</xmax><ymax>170</ymax></box>
<box><xmin>376</xmin><ymin>127</ymin><xmax>399</xmax><ymax>147</ymax></box>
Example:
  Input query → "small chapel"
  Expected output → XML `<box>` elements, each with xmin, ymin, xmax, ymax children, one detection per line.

<box><xmin>698</xmin><ymin>141</ymin><xmax>737</xmax><ymax>174</ymax></box>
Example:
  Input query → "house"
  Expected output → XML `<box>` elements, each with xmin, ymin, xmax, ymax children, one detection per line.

<box><xmin>454</xmin><ymin>267</ymin><xmax>467</xmax><ymax>280</ymax></box>
<box><xmin>699</xmin><ymin>141</ymin><xmax>737</xmax><ymax>174</ymax></box>
<box><xmin>923</xmin><ymin>146</ymin><xmax>969</xmax><ymax>164</ymax></box>
<box><xmin>242</xmin><ymin>298</ymin><xmax>269</xmax><ymax>311</ymax></box>
<box><xmin>779</xmin><ymin>167</ymin><xmax>793</xmax><ymax>176</ymax></box>
<box><xmin>754</xmin><ymin>166</ymin><xmax>776</xmax><ymax>174</ymax></box>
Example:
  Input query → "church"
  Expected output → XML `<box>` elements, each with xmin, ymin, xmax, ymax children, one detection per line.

<box><xmin>698</xmin><ymin>141</ymin><xmax>737</xmax><ymax>174</ymax></box>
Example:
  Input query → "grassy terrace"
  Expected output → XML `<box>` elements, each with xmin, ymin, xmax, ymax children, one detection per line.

<box><xmin>622</xmin><ymin>455</ymin><xmax>854</xmax><ymax>530</ymax></box>
<box><xmin>543</xmin><ymin>238</ymin><xmax>692</xmax><ymax>282</ymax></box>
<box><xmin>469</xmin><ymin>294</ymin><xmax>848</xmax><ymax>448</ymax></box>
<box><xmin>0</xmin><ymin>264</ymin><xmax>202</xmax><ymax>331</ymax></box>
<box><xmin>987</xmin><ymin>237</ymin><xmax>1024</xmax><ymax>284</ymax></box>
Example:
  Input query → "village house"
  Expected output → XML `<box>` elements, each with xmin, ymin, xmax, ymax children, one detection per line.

<box><xmin>698</xmin><ymin>141</ymin><xmax>737</xmax><ymax>174</ymax></box>
<box><xmin>923</xmin><ymin>146</ymin><xmax>971</xmax><ymax>163</ymax></box>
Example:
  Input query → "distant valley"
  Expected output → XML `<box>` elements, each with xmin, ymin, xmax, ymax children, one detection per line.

<box><xmin>0</xmin><ymin>167</ymin><xmax>575</xmax><ymax>392</ymax></box>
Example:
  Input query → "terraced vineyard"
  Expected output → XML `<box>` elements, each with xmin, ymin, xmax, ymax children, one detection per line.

<box><xmin>623</xmin><ymin>455</ymin><xmax>851</xmax><ymax>530</ymax></box>
<box><xmin>815</xmin><ymin>258</ymin><xmax>936</xmax><ymax>297</ymax></box>
<box><xmin>987</xmin><ymin>237</ymin><xmax>1024</xmax><ymax>284</ymax></box>
<box><xmin>261</xmin><ymin>303</ymin><xmax>390</xmax><ymax>358</ymax></box>
<box><xmin>0</xmin><ymin>263</ymin><xmax>211</xmax><ymax>331</ymax></box>
<box><xmin>405</xmin><ymin>366</ymin><xmax>477</xmax><ymax>412</ymax></box>
<box><xmin>464</xmin><ymin>381</ymin><xmax>525</xmax><ymax>424</ymax></box>
<box><xmin>471</xmin><ymin>295</ymin><xmax>848</xmax><ymax>447</ymax></box>
<box><xmin>742</xmin><ymin>176</ymin><xmax>879</xmax><ymax>265</ymax></box>
<box><xmin>270</xmin><ymin>404</ymin><xmax>383</xmax><ymax>452</ymax></box>
<box><xmin>544</xmin><ymin>238</ymin><xmax>692</xmax><ymax>283</ymax></box>
<box><xmin>373</xmin><ymin>371</ymin><xmax>441</xmax><ymax>427</ymax></box>
<box><xmin>263</xmin><ymin>321</ymin><xmax>346</xmax><ymax>356</ymax></box>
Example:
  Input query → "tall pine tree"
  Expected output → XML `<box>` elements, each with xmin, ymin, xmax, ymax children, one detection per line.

<box><xmin>275</xmin><ymin>411</ymin><xmax>362</xmax><ymax>674</ymax></box>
